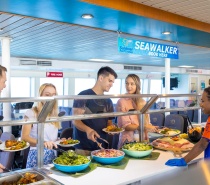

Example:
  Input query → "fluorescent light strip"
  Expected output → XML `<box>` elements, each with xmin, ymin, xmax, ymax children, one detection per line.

<box><xmin>81</xmin><ymin>14</ymin><xmax>93</xmax><ymax>19</ymax></box>
<box><xmin>89</xmin><ymin>59</ymin><xmax>113</xmax><ymax>62</ymax></box>
<box><xmin>162</xmin><ymin>31</ymin><xmax>171</xmax><ymax>35</ymax></box>
<box><xmin>178</xmin><ymin>65</ymin><xmax>194</xmax><ymax>68</ymax></box>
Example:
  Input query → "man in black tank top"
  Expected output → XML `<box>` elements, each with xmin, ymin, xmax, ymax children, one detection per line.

<box><xmin>72</xmin><ymin>66</ymin><xmax>118</xmax><ymax>155</ymax></box>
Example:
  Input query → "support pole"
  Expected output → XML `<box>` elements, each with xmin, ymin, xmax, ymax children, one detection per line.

<box><xmin>1</xmin><ymin>37</ymin><xmax>11</xmax><ymax>132</ymax></box>
<box><xmin>165</xmin><ymin>58</ymin><xmax>170</xmax><ymax>115</ymax></box>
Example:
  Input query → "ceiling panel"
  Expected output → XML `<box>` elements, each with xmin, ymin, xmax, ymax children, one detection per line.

<box><xmin>0</xmin><ymin>0</ymin><xmax>210</xmax><ymax>72</ymax></box>
<box><xmin>131</xmin><ymin>0</ymin><xmax>210</xmax><ymax>24</ymax></box>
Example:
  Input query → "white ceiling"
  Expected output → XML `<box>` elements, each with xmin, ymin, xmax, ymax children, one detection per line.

<box><xmin>0</xmin><ymin>0</ymin><xmax>210</xmax><ymax>72</ymax></box>
<box><xmin>131</xmin><ymin>0</ymin><xmax>210</xmax><ymax>24</ymax></box>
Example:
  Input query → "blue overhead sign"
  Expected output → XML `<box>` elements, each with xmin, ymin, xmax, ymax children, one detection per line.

<box><xmin>118</xmin><ymin>37</ymin><xmax>179</xmax><ymax>59</ymax></box>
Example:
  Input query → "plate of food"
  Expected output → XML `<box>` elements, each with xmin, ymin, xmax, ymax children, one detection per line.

<box><xmin>102</xmin><ymin>125</ymin><xmax>124</xmax><ymax>134</ymax></box>
<box><xmin>0</xmin><ymin>140</ymin><xmax>30</xmax><ymax>152</ymax></box>
<box><xmin>151</xmin><ymin>136</ymin><xmax>194</xmax><ymax>152</ymax></box>
<box><xmin>55</xmin><ymin>138</ymin><xmax>80</xmax><ymax>147</ymax></box>
<box><xmin>158</xmin><ymin>128</ymin><xmax>181</xmax><ymax>136</ymax></box>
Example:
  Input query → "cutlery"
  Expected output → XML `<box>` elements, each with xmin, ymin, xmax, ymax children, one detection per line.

<box><xmin>97</xmin><ymin>137</ymin><xmax>109</xmax><ymax>149</ymax></box>
<box><xmin>53</xmin><ymin>147</ymin><xmax>68</xmax><ymax>153</ymax></box>
<box><xmin>95</xmin><ymin>139</ymin><xmax>104</xmax><ymax>150</ymax></box>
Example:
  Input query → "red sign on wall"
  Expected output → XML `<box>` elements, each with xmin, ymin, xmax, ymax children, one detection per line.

<box><xmin>46</xmin><ymin>72</ymin><xmax>63</xmax><ymax>77</ymax></box>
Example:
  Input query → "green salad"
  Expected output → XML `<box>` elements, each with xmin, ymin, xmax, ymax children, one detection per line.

<box><xmin>54</xmin><ymin>151</ymin><xmax>90</xmax><ymax>165</ymax></box>
<box><xmin>122</xmin><ymin>142</ymin><xmax>152</xmax><ymax>151</ymax></box>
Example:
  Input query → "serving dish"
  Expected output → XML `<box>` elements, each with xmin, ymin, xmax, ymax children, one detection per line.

<box><xmin>53</xmin><ymin>160</ymin><xmax>90</xmax><ymax>173</ymax></box>
<box><xmin>55</xmin><ymin>139</ymin><xmax>80</xmax><ymax>147</ymax></box>
<box><xmin>122</xmin><ymin>142</ymin><xmax>153</xmax><ymax>158</ymax></box>
<box><xmin>0</xmin><ymin>141</ymin><xmax>30</xmax><ymax>152</ymax></box>
<box><xmin>158</xmin><ymin>128</ymin><xmax>181</xmax><ymax>136</ymax></box>
<box><xmin>53</xmin><ymin>150</ymin><xmax>90</xmax><ymax>173</ymax></box>
<box><xmin>102</xmin><ymin>128</ymin><xmax>124</xmax><ymax>134</ymax></box>
<box><xmin>152</xmin><ymin>137</ymin><xmax>194</xmax><ymax>152</ymax></box>
<box><xmin>0</xmin><ymin>169</ymin><xmax>62</xmax><ymax>185</ymax></box>
<box><xmin>91</xmin><ymin>149</ymin><xmax>125</xmax><ymax>164</ymax></box>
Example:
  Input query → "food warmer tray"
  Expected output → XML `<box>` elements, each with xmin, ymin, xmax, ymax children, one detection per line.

<box><xmin>0</xmin><ymin>168</ymin><xmax>63</xmax><ymax>185</ymax></box>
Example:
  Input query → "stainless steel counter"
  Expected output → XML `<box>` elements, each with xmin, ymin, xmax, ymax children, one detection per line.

<box><xmin>0</xmin><ymin>168</ymin><xmax>63</xmax><ymax>185</ymax></box>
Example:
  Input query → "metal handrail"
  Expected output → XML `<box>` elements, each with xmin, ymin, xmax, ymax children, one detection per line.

<box><xmin>0</xmin><ymin>93</ymin><xmax>201</xmax><ymax>126</ymax></box>
<box><xmin>0</xmin><ymin>93</ymin><xmax>201</xmax><ymax>168</ymax></box>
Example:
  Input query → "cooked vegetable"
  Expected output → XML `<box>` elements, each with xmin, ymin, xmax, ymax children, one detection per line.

<box><xmin>106</xmin><ymin>125</ymin><xmax>123</xmax><ymax>132</ymax></box>
<box><xmin>5</xmin><ymin>140</ymin><xmax>27</xmax><ymax>150</ymax></box>
<box><xmin>60</xmin><ymin>139</ymin><xmax>79</xmax><ymax>145</ymax></box>
<box><xmin>54</xmin><ymin>151</ymin><xmax>90</xmax><ymax>165</ymax></box>
<box><xmin>2</xmin><ymin>172</ymin><xmax>38</xmax><ymax>185</ymax></box>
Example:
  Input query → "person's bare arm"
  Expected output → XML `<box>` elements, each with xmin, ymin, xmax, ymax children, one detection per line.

<box><xmin>72</xmin><ymin>108</ymin><xmax>99</xmax><ymax>142</ymax></box>
<box><xmin>21</xmin><ymin>117</ymin><xmax>57</xmax><ymax>149</ymax></box>
<box><xmin>124</xmin><ymin>123</ymin><xmax>139</xmax><ymax>131</ymax></box>
<box><xmin>144</xmin><ymin>114</ymin><xmax>158</xmax><ymax>132</ymax></box>
<box><xmin>184</xmin><ymin>137</ymin><xmax>209</xmax><ymax>163</ymax></box>
<box><xmin>21</xmin><ymin>124</ymin><xmax>37</xmax><ymax>147</ymax></box>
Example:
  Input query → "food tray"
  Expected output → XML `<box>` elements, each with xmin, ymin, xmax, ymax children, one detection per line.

<box><xmin>152</xmin><ymin>145</ymin><xmax>192</xmax><ymax>153</ymax></box>
<box><xmin>0</xmin><ymin>169</ymin><xmax>62</xmax><ymax>185</ymax></box>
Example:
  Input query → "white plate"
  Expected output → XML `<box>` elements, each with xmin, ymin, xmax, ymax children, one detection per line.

<box><xmin>158</xmin><ymin>129</ymin><xmax>181</xmax><ymax>136</ymax></box>
<box><xmin>102</xmin><ymin>128</ymin><xmax>125</xmax><ymax>134</ymax></box>
<box><xmin>0</xmin><ymin>141</ymin><xmax>30</xmax><ymax>152</ymax></box>
<box><xmin>55</xmin><ymin>140</ymin><xmax>80</xmax><ymax>147</ymax></box>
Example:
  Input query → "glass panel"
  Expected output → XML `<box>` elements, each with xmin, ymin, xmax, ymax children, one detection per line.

<box><xmin>105</xmin><ymin>79</ymin><xmax>121</xmax><ymax>104</ymax></box>
<box><xmin>40</xmin><ymin>78</ymin><xmax>64</xmax><ymax>106</ymax></box>
<box><xmin>11</xmin><ymin>77</ymin><xmax>30</xmax><ymax>97</ymax></box>
<box><xmin>75</xmin><ymin>78</ymin><xmax>95</xmax><ymax>95</ymax></box>
<box><xmin>150</xmin><ymin>79</ymin><xmax>162</xmax><ymax>94</ymax></box>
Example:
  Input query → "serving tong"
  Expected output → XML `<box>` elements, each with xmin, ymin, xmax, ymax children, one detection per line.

<box><xmin>53</xmin><ymin>147</ymin><xmax>71</xmax><ymax>154</ymax></box>
<box><xmin>95</xmin><ymin>137</ymin><xmax>109</xmax><ymax>150</ymax></box>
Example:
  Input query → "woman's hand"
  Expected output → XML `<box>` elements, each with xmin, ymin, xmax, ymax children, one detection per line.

<box><xmin>145</xmin><ymin>124</ymin><xmax>159</xmax><ymax>132</ymax></box>
<box><xmin>44</xmin><ymin>141</ymin><xmax>57</xmax><ymax>149</ymax></box>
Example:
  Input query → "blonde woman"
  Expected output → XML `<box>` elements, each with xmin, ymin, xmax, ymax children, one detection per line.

<box><xmin>21</xmin><ymin>83</ymin><xmax>61</xmax><ymax>168</ymax></box>
<box><xmin>117</xmin><ymin>74</ymin><xmax>158</xmax><ymax>149</ymax></box>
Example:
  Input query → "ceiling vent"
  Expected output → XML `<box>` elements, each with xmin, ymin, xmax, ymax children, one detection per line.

<box><xmin>124</xmin><ymin>65</ymin><xmax>142</xmax><ymax>70</ymax></box>
<box><xmin>186</xmin><ymin>69</ymin><xmax>198</xmax><ymax>73</ymax></box>
<box><xmin>20</xmin><ymin>60</ymin><xmax>36</xmax><ymax>65</ymax></box>
<box><xmin>37</xmin><ymin>61</ymin><xmax>52</xmax><ymax>66</ymax></box>
<box><xmin>186</xmin><ymin>69</ymin><xmax>202</xmax><ymax>73</ymax></box>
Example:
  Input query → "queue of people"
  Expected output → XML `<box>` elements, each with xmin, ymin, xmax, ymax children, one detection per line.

<box><xmin>0</xmin><ymin>64</ymin><xmax>210</xmax><ymax>172</ymax></box>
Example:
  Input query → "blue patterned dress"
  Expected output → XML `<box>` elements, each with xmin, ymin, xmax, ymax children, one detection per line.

<box><xmin>24</xmin><ymin>109</ymin><xmax>58</xmax><ymax>168</ymax></box>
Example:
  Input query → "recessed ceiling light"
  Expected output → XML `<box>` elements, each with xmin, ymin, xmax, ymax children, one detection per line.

<box><xmin>178</xmin><ymin>65</ymin><xmax>194</xmax><ymax>68</ymax></box>
<box><xmin>89</xmin><ymin>58</ymin><xmax>113</xmax><ymax>62</ymax></box>
<box><xmin>162</xmin><ymin>31</ymin><xmax>171</xmax><ymax>35</ymax></box>
<box><xmin>81</xmin><ymin>14</ymin><xmax>93</xmax><ymax>19</ymax></box>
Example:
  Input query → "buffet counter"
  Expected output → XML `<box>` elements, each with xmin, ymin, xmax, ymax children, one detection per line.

<box><xmin>45</xmin><ymin>150</ymin><xmax>203</xmax><ymax>185</ymax></box>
